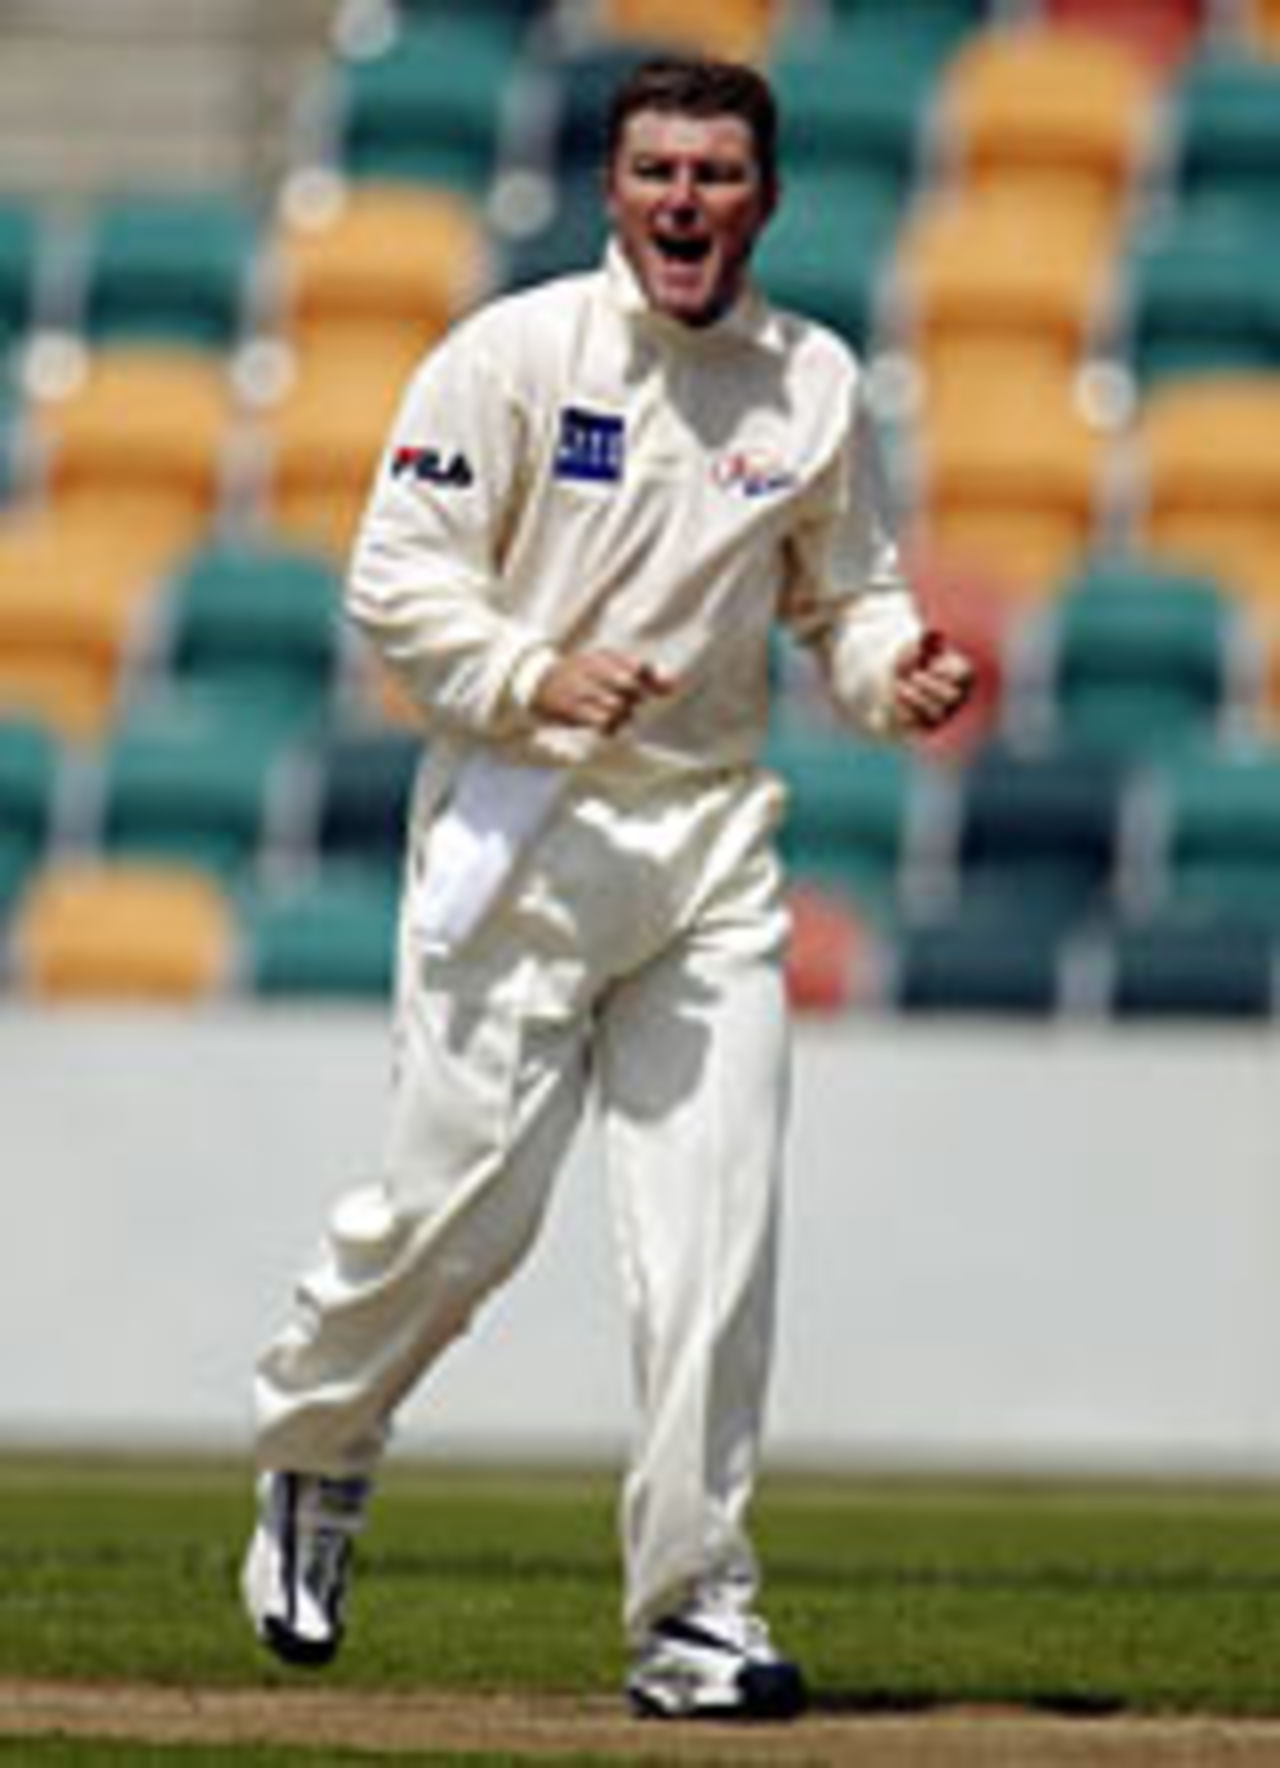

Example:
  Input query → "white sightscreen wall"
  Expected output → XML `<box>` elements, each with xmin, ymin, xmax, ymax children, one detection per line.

<box><xmin>2</xmin><ymin>1006</ymin><xmax>1279</xmax><ymax>1473</ymax></box>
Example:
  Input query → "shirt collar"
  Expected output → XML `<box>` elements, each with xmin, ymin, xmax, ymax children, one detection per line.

<box><xmin>602</xmin><ymin>238</ymin><xmax>787</xmax><ymax>353</ymax></box>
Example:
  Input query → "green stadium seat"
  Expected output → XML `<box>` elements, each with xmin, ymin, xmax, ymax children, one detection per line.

<box><xmin>244</xmin><ymin>868</ymin><xmax>398</xmax><ymax>997</ymax></box>
<box><xmin>506</xmin><ymin>41</ymin><xmax>665</xmax><ymax>189</ymax></box>
<box><xmin>161</xmin><ymin>539</ymin><xmax>341</xmax><ymax>735</ymax></box>
<box><xmin>498</xmin><ymin>172</ymin><xmax>609</xmax><ymax>292</ymax></box>
<box><xmin>1029</xmin><ymin>558</ymin><xmax>1242</xmax><ymax>760</ymax></box>
<box><xmin>0</xmin><ymin>200</ymin><xmax>41</xmax><ymax>363</ymax></box>
<box><xmin>332</xmin><ymin>21</ymin><xmax>516</xmax><ymax>193</ymax></box>
<box><xmin>892</xmin><ymin>904</ymin><xmax>1065</xmax><ymax>1014</ymax></box>
<box><xmin>753</xmin><ymin>168</ymin><xmax>898</xmax><ymax>350</ymax></box>
<box><xmin>314</xmin><ymin>728</ymin><xmax>421</xmax><ymax>872</ymax></box>
<box><xmin>1104</xmin><ymin>915</ymin><xmax>1277</xmax><ymax>1018</ymax></box>
<box><xmin>765</xmin><ymin>726</ymin><xmax>914</xmax><ymax>924</ymax></box>
<box><xmin>94</xmin><ymin>700</ymin><xmax>289</xmax><ymax>883</ymax></box>
<box><xmin>824</xmin><ymin>0</ymin><xmax>990</xmax><ymax>46</ymax></box>
<box><xmin>1150</xmin><ymin>746</ymin><xmax>1280</xmax><ymax>931</ymax></box>
<box><xmin>77</xmin><ymin>194</ymin><xmax>258</xmax><ymax>352</ymax></box>
<box><xmin>0</xmin><ymin>716</ymin><xmax>59</xmax><ymax>920</ymax></box>
<box><xmin>1121</xmin><ymin>205</ymin><xmax>1280</xmax><ymax>385</ymax></box>
<box><xmin>950</xmin><ymin>743</ymin><xmax>1127</xmax><ymax>931</ymax></box>
<box><xmin>1171</xmin><ymin>53</ymin><xmax>1280</xmax><ymax>220</ymax></box>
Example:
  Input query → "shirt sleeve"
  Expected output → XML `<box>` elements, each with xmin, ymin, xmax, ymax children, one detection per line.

<box><xmin>344</xmin><ymin>319</ymin><xmax>558</xmax><ymax>739</ymax></box>
<box><xmin>779</xmin><ymin>374</ymin><xmax>923</xmax><ymax>737</ymax></box>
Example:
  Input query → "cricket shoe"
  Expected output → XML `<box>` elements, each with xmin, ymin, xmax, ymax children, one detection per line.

<box><xmin>627</xmin><ymin>1607</ymin><xmax>808</xmax><ymax>1721</ymax></box>
<box><xmin>241</xmin><ymin>1471</ymin><xmax>370</xmax><ymax>1667</ymax></box>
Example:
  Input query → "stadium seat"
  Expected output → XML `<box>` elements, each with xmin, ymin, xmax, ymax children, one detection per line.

<box><xmin>31</xmin><ymin>346</ymin><xmax>235</xmax><ymax>562</ymax></box>
<box><xmin>753</xmin><ymin>168</ymin><xmax>898</xmax><ymax>351</ymax></box>
<box><xmin>0</xmin><ymin>200</ymin><xmax>41</xmax><ymax>365</ymax></box>
<box><xmin>767</xmin><ymin>15</ymin><xmax>957</xmax><ymax>196</ymax></box>
<box><xmin>937</xmin><ymin>24</ymin><xmax>1158</xmax><ymax>232</ymax></box>
<box><xmin>1120</xmin><ymin>205</ymin><xmax>1280</xmax><ymax>386</ymax></box>
<box><xmin>598</xmin><ymin>0</ymin><xmax>779</xmax><ymax>61</ymax></box>
<box><xmin>0</xmin><ymin>715</ymin><xmax>59</xmax><ymax>920</ymax></box>
<box><xmin>1102</xmin><ymin>915</ymin><xmax>1277</xmax><ymax>1017</ymax></box>
<box><xmin>891</xmin><ymin>191</ymin><xmax>1114</xmax><ymax>405</ymax></box>
<box><xmin>1040</xmin><ymin>0</ymin><xmax>1208</xmax><ymax>71</ymax></box>
<box><xmin>93</xmin><ymin>699</ymin><xmax>290</xmax><ymax>883</ymax></box>
<box><xmin>765</xmin><ymin>726</ymin><xmax>915</xmax><ymax>923</ymax></box>
<box><xmin>329</xmin><ymin>20</ymin><xmax>516</xmax><ymax>194</ymax></box>
<box><xmin>503</xmin><ymin>41</ymin><xmax>666</xmax><ymax>191</ymax></box>
<box><xmin>824</xmin><ymin>0</ymin><xmax>989</xmax><ymax>37</ymax></box>
<box><xmin>1148</xmin><ymin>745</ymin><xmax>1280</xmax><ymax>930</ymax></box>
<box><xmin>0</xmin><ymin>513</ymin><xmax>162</xmax><ymax>739</ymax></box>
<box><xmin>1024</xmin><ymin>558</ymin><xmax>1243</xmax><ymax>759</ymax></box>
<box><xmin>912</xmin><ymin>375</ymin><xmax>1109</xmax><ymax>595</ymax></box>
<box><xmin>76</xmin><ymin>193</ymin><xmax>258</xmax><ymax>352</ymax></box>
<box><xmin>160</xmin><ymin>537</ymin><xmax>341</xmax><ymax>734</ymax></box>
<box><xmin>1131</xmin><ymin>373</ymin><xmax>1280</xmax><ymax>628</ymax></box>
<box><xmin>313</xmin><ymin>727</ymin><xmax>421</xmax><ymax>872</ymax></box>
<box><xmin>892</xmin><ymin>904</ymin><xmax>1066</xmax><ymax>1014</ymax></box>
<box><xmin>243</xmin><ymin>868</ymin><xmax>398</xmax><ymax>997</ymax></box>
<box><xmin>251</xmin><ymin>352</ymin><xmax>405</xmax><ymax>560</ymax></box>
<box><xmin>947</xmin><ymin>741</ymin><xmax>1127</xmax><ymax>930</ymax></box>
<box><xmin>1170</xmin><ymin>52</ymin><xmax>1280</xmax><ymax>219</ymax></box>
<box><xmin>15</xmin><ymin>859</ymin><xmax>235</xmax><ymax>1000</ymax></box>
<box><xmin>272</xmin><ymin>181</ymin><xmax>490</xmax><ymax>369</ymax></box>
<box><xmin>497</xmin><ymin>172</ymin><xmax>610</xmax><ymax>291</ymax></box>
<box><xmin>1245</xmin><ymin>0</ymin><xmax>1280</xmax><ymax>57</ymax></box>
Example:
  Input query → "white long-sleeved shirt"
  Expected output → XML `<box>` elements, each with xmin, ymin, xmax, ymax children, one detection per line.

<box><xmin>347</xmin><ymin>242</ymin><xmax>923</xmax><ymax>786</ymax></box>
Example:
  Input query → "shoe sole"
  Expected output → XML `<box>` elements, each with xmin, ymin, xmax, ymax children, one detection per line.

<box><xmin>259</xmin><ymin>1614</ymin><xmax>343</xmax><ymax>1669</ymax></box>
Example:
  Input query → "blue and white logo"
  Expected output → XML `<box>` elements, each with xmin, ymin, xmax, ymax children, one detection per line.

<box><xmin>554</xmin><ymin>406</ymin><xmax>625</xmax><ymax>484</ymax></box>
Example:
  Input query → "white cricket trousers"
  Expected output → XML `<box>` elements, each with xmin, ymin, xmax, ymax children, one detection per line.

<box><xmin>252</xmin><ymin>764</ymin><xmax>792</xmax><ymax>1638</ymax></box>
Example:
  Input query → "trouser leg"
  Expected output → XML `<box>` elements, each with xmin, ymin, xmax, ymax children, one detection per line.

<box><xmin>599</xmin><ymin>938</ymin><xmax>791</xmax><ymax>1640</ymax></box>
<box><xmin>252</xmin><ymin>980</ymin><xmax>590</xmax><ymax>1478</ymax></box>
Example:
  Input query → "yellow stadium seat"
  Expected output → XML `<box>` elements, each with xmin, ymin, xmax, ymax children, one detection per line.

<box><xmin>912</xmin><ymin>375</ymin><xmax>1109</xmax><ymax>595</ymax></box>
<box><xmin>1132</xmin><ymin>375</ymin><xmax>1280</xmax><ymax>629</ymax></box>
<box><xmin>598</xmin><ymin>0</ymin><xmax>779</xmax><ymax>62</ymax></box>
<box><xmin>252</xmin><ymin>351</ymin><xmax>406</xmax><ymax>561</ymax></box>
<box><xmin>938</xmin><ymin>24</ymin><xmax>1158</xmax><ymax>232</ymax></box>
<box><xmin>892</xmin><ymin>191</ymin><xmax>1115</xmax><ymax>405</ymax></box>
<box><xmin>1246</xmin><ymin>0</ymin><xmax>1280</xmax><ymax>57</ymax></box>
<box><xmin>16</xmin><ymin>859</ymin><xmax>235</xmax><ymax>999</ymax></box>
<box><xmin>273</xmin><ymin>181</ymin><xmax>490</xmax><ymax>369</ymax></box>
<box><xmin>30</xmin><ymin>346</ymin><xmax>235</xmax><ymax>560</ymax></box>
<box><xmin>0</xmin><ymin>513</ymin><xmax>162</xmax><ymax>739</ymax></box>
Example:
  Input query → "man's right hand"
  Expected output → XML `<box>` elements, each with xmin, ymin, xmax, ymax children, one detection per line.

<box><xmin>530</xmin><ymin>650</ymin><xmax>678</xmax><ymax>735</ymax></box>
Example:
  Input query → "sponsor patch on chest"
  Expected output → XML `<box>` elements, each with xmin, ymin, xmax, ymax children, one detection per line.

<box><xmin>711</xmin><ymin>446</ymin><xmax>797</xmax><ymax>499</ymax></box>
<box><xmin>554</xmin><ymin>405</ymin><xmax>626</xmax><ymax>484</ymax></box>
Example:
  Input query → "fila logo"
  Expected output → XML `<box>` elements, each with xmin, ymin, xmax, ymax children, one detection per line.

<box><xmin>391</xmin><ymin>444</ymin><xmax>475</xmax><ymax>488</ymax></box>
<box><xmin>554</xmin><ymin>406</ymin><xmax>625</xmax><ymax>484</ymax></box>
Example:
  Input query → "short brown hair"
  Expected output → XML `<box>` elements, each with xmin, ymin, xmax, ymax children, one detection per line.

<box><xmin>605</xmin><ymin>56</ymin><xmax>779</xmax><ymax>190</ymax></box>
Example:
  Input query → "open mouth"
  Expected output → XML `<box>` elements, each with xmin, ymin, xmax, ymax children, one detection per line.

<box><xmin>653</xmin><ymin>234</ymin><xmax>711</xmax><ymax>264</ymax></box>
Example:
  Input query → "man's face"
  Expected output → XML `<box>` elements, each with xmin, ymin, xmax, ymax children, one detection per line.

<box><xmin>606</xmin><ymin>109</ymin><xmax>776</xmax><ymax>328</ymax></box>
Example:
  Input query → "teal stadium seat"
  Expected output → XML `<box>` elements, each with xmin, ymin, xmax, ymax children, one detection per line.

<box><xmin>94</xmin><ymin>700</ymin><xmax>289</xmax><ymax>883</ymax></box>
<box><xmin>1031</xmin><ymin>558</ymin><xmax>1241</xmax><ymax>760</ymax></box>
<box><xmin>765</xmin><ymin>725</ymin><xmax>914</xmax><ymax>924</ymax></box>
<box><xmin>77</xmin><ymin>194</ymin><xmax>258</xmax><ymax>352</ymax></box>
<box><xmin>314</xmin><ymin>728</ymin><xmax>421</xmax><ymax>875</ymax></box>
<box><xmin>753</xmin><ymin>168</ymin><xmax>898</xmax><ymax>350</ymax></box>
<box><xmin>161</xmin><ymin>539</ymin><xmax>341</xmax><ymax>736</ymax></box>
<box><xmin>1171</xmin><ymin>53</ymin><xmax>1280</xmax><ymax>219</ymax></box>
<box><xmin>1151</xmin><ymin>746</ymin><xmax>1280</xmax><ymax>931</ymax></box>
<box><xmin>893</xmin><ymin>905</ymin><xmax>1065</xmax><ymax>1015</ymax></box>
<box><xmin>1122</xmin><ymin>205</ymin><xmax>1280</xmax><ymax>384</ymax></box>
<box><xmin>1104</xmin><ymin>916</ymin><xmax>1277</xmax><ymax>1018</ymax></box>
<box><xmin>498</xmin><ymin>172</ymin><xmax>609</xmax><ymax>291</ymax></box>
<box><xmin>504</xmin><ymin>41</ymin><xmax>664</xmax><ymax>191</ymax></box>
<box><xmin>333</xmin><ymin>20</ymin><xmax>517</xmax><ymax>194</ymax></box>
<box><xmin>244</xmin><ymin>869</ymin><xmax>398</xmax><ymax>997</ymax></box>
<box><xmin>950</xmin><ymin>743</ymin><xmax>1127</xmax><ymax>932</ymax></box>
<box><xmin>0</xmin><ymin>200</ymin><xmax>40</xmax><ymax>365</ymax></box>
<box><xmin>0</xmin><ymin>716</ymin><xmax>59</xmax><ymax>922</ymax></box>
<box><xmin>824</xmin><ymin>0</ymin><xmax>990</xmax><ymax>45</ymax></box>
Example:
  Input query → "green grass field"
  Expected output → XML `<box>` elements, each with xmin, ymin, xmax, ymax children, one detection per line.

<box><xmin>4</xmin><ymin>1453</ymin><xmax>1280</xmax><ymax>1762</ymax></box>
